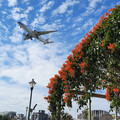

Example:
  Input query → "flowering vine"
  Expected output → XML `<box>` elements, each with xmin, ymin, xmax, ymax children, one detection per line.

<box><xmin>45</xmin><ymin>5</ymin><xmax>120</xmax><ymax>119</ymax></box>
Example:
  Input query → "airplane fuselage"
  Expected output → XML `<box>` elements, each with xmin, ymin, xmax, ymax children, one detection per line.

<box><xmin>18</xmin><ymin>22</ymin><xmax>37</xmax><ymax>39</ymax></box>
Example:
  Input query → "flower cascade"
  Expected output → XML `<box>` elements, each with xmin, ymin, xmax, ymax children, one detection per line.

<box><xmin>45</xmin><ymin>5</ymin><xmax>120</xmax><ymax>118</ymax></box>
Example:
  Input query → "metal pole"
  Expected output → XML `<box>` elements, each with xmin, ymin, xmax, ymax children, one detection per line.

<box><xmin>115</xmin><ymin>105</ymin><xmax>117</xmax><ymax>120</ymax></box>
<box><xmin>26</xmin><ymin>106</ymin><xmax>28</xmax><ymax>120</ymax></box>
<box><xmin>88</xmin><ymin>97</ymin><xmax>91</xmax><ymax>120</ymax></box>
<box><xmin>28</xmin><ymin>87</ymin><xmax>33</xmax><ymax>120</ymax></box>
<box><xmin>26</xmin><ymin>109</ymin><xmax>27</xmax><ymax>119</ymax></box>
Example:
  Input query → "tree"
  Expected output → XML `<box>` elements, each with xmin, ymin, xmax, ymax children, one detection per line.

<box><xmin>61</xmin><ymin>112</ymin><xmax>73</xmax><ymax>120</ymax></box>
<box><xmin>82</xmin><ymin>107</ymin><xmax>88</xmax><ymax>120</ymax></box>
<box><xmin>45</xmin><ymin>5</ymin><xmax>120</xmax><ymax>119</ymax></box>
<box><xmin>0</xmin><ymin>115</ymin><xmax>12</xmax><ymax>120</ymax></box>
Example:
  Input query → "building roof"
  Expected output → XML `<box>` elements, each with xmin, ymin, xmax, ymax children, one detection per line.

<box><xmin>0</xmin><ymin>111</ymin><xmax>16</xmax><ymax>116</ymax></box>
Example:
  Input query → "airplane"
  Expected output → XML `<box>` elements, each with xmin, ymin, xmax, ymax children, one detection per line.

<box><xmin>17</xmin><ymin>22</ymin><xmax>57</xmax><ymax>45</ymax></box>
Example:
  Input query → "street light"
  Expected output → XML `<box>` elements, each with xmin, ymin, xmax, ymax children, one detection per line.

<box><xmin>26</xmin><ymin>106</ymin><xmax>28</xmax><ymax>119</ymax></box>
<box><xmin>28</xmin><ymin>79</ymin><xmax>36</xmax><ymax>120</ymax></box>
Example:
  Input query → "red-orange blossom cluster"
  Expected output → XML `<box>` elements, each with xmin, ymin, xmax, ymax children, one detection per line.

<box><xmin>45</xmin><ymin>5</ymin><xmax>118</xmax><ymax>103</ymax></box>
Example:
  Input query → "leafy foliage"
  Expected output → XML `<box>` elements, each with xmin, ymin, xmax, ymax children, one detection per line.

<box><xmin>45</xmin><ymin>5</ymin><xmax>120</xmax><ymax>119</ymax></box>
<box><xmin>0</xmin><ymin>115</ymin><xmax>12</xmax><ymax>120</ymax></box>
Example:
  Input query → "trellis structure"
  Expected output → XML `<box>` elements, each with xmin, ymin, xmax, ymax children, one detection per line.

<box><xmin>70</xmin><ymin>90</ymin><xmax>119</xmax><ymax>120</ymax></box>
<box><xmin>70</xmin><ymin>90</ymin><xmax>106</xmax><ymax>120</ymax></box>
<box><xmin>45</xmin><ymin>5</ymin><xmax>120</xmax><ymax>120</ymax></box>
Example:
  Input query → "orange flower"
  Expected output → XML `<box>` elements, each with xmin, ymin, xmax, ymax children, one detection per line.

<box><xmin>105</xmin><ymin>12</ymin><xmax>109</xmax><ymax>16</ymax></box>
<box><xmin>79</xmin><ymin>52</ymin><xmax>84</xmax><ymax>59</ymax></box>
<box><xmin>89</xmin><ymin>30</ymin><xmax>93</xmax><ymax>34</ymax></box>
<box><xmin>79</xmin><ymin>61</ymin><xmax>88</xmax><ymax>74</ymax></box>
<box><xmin>81</xmin><ymin>69</ymin><xmax>85</xmax><ymax>74</ymax></box>
<box><xmin>113</xmin><ymin>88</ymin><xmax>119</xmax><ymax>93</ymax></box>
<box><xmin>108</xmin><ymin>8</ymin><xmax>114</xmax><ymax>13</ymax></box>
<box><xmin>100</xmin><ymin>15</ymin><xmax>105</xmax><ymax>20</ymax></box>
<box><xmin>86</xmin><ymin>33</ymin><xmax>91</xmax><ymax>38</ymax></box>
<box><xmin>64</xmin><ymin>93</ymin><xmax>70</xmax><ymax>103</ymax></box>
<box><xmin>64</xmin><ymin>89</ymin><xmax>69</xmax><ymax>93</ymax></box>
<box><xmin>107</xmin><ymin>43</ymin><xmax>115</xmax><ymax>53</ymax></box>
<box><xmin>54</xmin><ymin>74</ymin><xmax>58</xmax><ymax>79</ymax></box>
<box><xmin>100</xmin><ymin>39</ymin><xmax>104</xmax><ymax>46</ymax></box>
<box><xmin>65</xmin><ymin>85</ymin><xmax>68</xmax><ymax>88</ymax></box>
<box><xmin>92</xmin><ymin>26</ymin><xmax>97</xmax><ymax>33</ymax></box>
<box><xmin>58</xmin><ymin>69</ymin><xmax>67</xmax><ymax>81</ymax></box>
<box><xmin>64</xmin><ymin>97</ymin><xmax>68</xmax><ymax>103</ymax></box>
<box><xmin>105</xmin><ymin>89</ymin><xmax>109</xmax><ymax>101</ymax></box>
<box><xmin>79</xmin><ymin>61</ymin><xmax>87</xmax><ymax>69</ymax></box>
<box><xmin>62</xmin><ymin>75</ymin><xmax>67</xmax><ymax>81</ymax></box>
<box><xmin>44</xmin><ymin>97</ymin><xmax>47</xmax><ymax>99</ymax></box>
<box><xmin>48</xmin><ymin>89</ymin><xmax>52</xmax><ymax>94</ymax></box>
<box><xmin>47</xmin><ymin>95</ymin><xmax>50</xmax><ymax>100</ymax></box>
<box><xmin>67</xmin><ymin>54</ymin><xmax>72</xmax><ymax>60</ymax></box>
<box><xmin>69</xmin><ymin>69</ymin><xmax>75</xmax><ymax>77</ymax></box>
<box><xmin>103</xmin><ymin>80</ymin><xmax>106</xmax><ymax>82</ymax></box>
<box><xmin>108</xmin><ymin>43</ymin><xmax>114</xmax><ymax>49</ymax></box>
<box><xmin>64</xmin><ymin>80</ymin><xmax>67</xmax><ymax>84</ymax></box>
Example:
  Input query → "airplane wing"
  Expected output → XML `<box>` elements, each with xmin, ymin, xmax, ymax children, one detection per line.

<box><xmin>44</xmin><ymin>41</ymin><xmax>54</xmax><ymax>45</ymax></box>
<box><xmin>23</xmin><ymin>33</ymin><xmax>32</xmax><ymax>40</ymax></box>
<box><xmin>35</xmin><ymin>30</ymin><xmax>57</xmax><ymax>36</ymax></box>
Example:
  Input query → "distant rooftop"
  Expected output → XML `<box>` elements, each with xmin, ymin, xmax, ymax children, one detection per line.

<box><xmin>0</xmin><ymin>111</ymin><xmax>16</xmax><ymax>116</ymax></box>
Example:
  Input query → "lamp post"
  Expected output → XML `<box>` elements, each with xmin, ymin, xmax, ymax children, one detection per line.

<box><xmin>26</xmin><ymin>106</ymin><xmax>28</xmax><ymax>119</ymax></box>
<box><xmin>28</xmin><ymin>79</ymin><xmax>36</xmax><ymax>120</ymax></box>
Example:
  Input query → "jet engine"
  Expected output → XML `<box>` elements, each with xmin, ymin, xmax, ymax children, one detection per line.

<box><xmin>34</xmin><ymin>30</ymin><xmax>37</xmax><ymax>34</ymax></box>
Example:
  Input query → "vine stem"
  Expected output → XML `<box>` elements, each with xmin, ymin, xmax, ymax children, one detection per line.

<box><xmin>88</xmin><ymin>97</ymin><xmax>91</xmax><ymax>120</ymax></box>
<box><xmin>115</xmin><ymin>105</ymin><xmax>117</xmax><ymax>120</ymax></box>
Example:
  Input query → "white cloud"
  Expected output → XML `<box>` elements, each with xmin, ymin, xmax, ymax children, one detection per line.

<box><xmin>52</xmin><ymin>0</ymin><xmax>79</xmax><ymax>16</ymax></box>
<box><xmin>94</xmin><ymin>5</ymin><xmax>106</xmax><ymax>16</ymax></box>
<box><xmin>70</xmin><ymin>19</ymin><xmax>94</xmax><ymax>36</ymax></box>
<box><xmin>0</xmin><ymin>21</ymin><xmax>9</xmax><ymax>33</ymax></box>
<box><xmin>71</xmin><ymin>31</ymin><xmax>79</xmax><ymax>36</ymax></box>
<box><xmin>9</xmin><ymin>7</ymin><xmax>24</xmax><ymax>21</ymax></box>
<box><xmin>31</xmin><ymin>14</ymin><xmax>46</xmax><ymax>27</ymax></box>
<box><xmin>9</xmin><ymin>24</ymin><xmax>23</xmax><ymax>43</ymax></box>
<box><xmin>8</xmin><ymin>0</ymin><xmax>17</xmax><ymax>7</ymax></box>
<box><xmin>75</xmin><ymin>17</ymin><xmax>82</xmax><ymax>22</ymax></box>
<box><xmin>41</xmin><ymin>0</ymin><xmax>48</xmax><ymax>5</ymax></box>
<box><xmin>0</xmin><ymin>41</ymin><xmax>70</xmax><ymax>87</ymax></box>
<box><xmin>8</xmin><ymin>6</ymin><xmax>33</xmax><ymax>21</ymax></box>
<box><xmin>1</xmin><ymin>11</ymin><xmax>7</xmax><ymax>14</ymax></box>
<box><xmin>116</xmin><ymin>2</ymin><xmax>120</xmax><ymax>6</ymax></box>
<box><xmin>25</xmin><ymin>6</ymin><xmax>34</xmax><ymax>14</ymax></box>
<box><xmin>0</xmin><ymin>79</ymin><xmax>49</xmax><ymax>114</ymax></box>
<box><xmin>9</xmin><ymin>33</ymin><xmax>23</xmax><ymax>43</ymax></box>
<box><xmin>40</xmin><ymin>23</ymin><xmax>65</xmax><ymax>30</ymax></box>
<box><xmin>82</xmin><ymin>0</ymin><xmax>102</xmax><ymax>16</ymax></box>
<box><xmin>82</xmin><ymin>7</ymin><xmax>95</xmax><ymax>16</ymax></box>
<box><xmin>66</xmin><ymin>9</ymin><xmax>73</xmax><ymax>16</ymax></box>
<box><xmin>88</xmin><ymin>0</ymin><xmax>102</xmax><ymax>8</ymax></box>
<box><xmin>39</xmin><ymin>1</ymin><xmax>54</xmax><ymax>12</ymax></box>
<box><xmin>82</xmin><ymin>19</ymin><xmax>94</xmax><ymax>29</ymax></box>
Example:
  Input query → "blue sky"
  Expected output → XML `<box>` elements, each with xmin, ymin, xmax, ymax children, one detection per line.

<box><xmin>0</xmin><ymin>0</ymin><xmax>120</xmax><ymax>119</ymax></box>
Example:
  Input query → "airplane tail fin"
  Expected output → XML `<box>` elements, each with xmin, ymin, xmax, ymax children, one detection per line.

<box><xmin>44</xmin><ymin>38</ymin><xmax>54</xmax><ymax>45</ymax></box>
